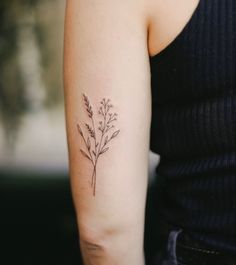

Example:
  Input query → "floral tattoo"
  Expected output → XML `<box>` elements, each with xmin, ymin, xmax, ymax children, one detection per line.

<box><xmin>77</xmin><ymin>94</ymin><xmax>120</xmax><ymax>196</ymax></box>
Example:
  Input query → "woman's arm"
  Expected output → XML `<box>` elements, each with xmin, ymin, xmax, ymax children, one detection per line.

<box><xmin>63</xmin><ymin>0</ymin><xmax>151</xmax><ymax>264</ymax></box>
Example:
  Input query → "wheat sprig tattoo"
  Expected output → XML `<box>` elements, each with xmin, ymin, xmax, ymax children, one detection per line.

<box><xmin>77</xmin><ymin>94</ymin><xmax>120</xmax><ymax>196</ymax></box>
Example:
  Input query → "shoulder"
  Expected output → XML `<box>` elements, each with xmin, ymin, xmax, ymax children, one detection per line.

<box><xmin>147</xmin><ymin>0</ymin><xmax>201</xmax><ymax>56</ymax></box>
<box><xmin>64</xmin><ymin>0</ymin><xmax>156</xmax><ymax>65</ymax></box>
<box><xmin>65</xmin><ymin>0</ymin><xmax>153</xmax><ymax>37</ymax></box>
<box><xmin>65</xmin><ymin>0</ymin><xmax>152</xmax><ymax>21</ymax></box>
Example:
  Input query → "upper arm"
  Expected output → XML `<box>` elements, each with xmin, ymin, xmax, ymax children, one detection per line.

<box><xmin>63</xmin><ymin>0</ymin><xmax>152</xmax><ymax>242</ymax></box>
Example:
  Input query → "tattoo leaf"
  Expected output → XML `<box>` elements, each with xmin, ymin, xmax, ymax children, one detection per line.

<box><xmin>111</xmin><ymin>130</ymin><xmax>120</xmax><ymax>139</ymax></box>
<box><xmin>87</xmin><ymin>137</ymin><xmax>91</xmax><ymax>150</ymax></box>
<box><xmin>83</xmin><ymin>94</ymin><xmax>93</xmax><ymax>118</ymax></box>
<box><xmin>85</xmin><ymin>123</ymin><xmax>95</xmax><ymax>138</ymax></box>
<box><xmin>77</xmin><ymin>124</ymin><xmax>83</xmax><ymax>136</ymax></box>
<box><xmin>80</xmin><ymin>149</ymin><xmax>91</xmax><ymax>161</ymax></box>
<box><xmin>104</xmin><ymin>135</ymin><xmax>108</xmax><ymax>145</ymax></box>
<box><xmin>100</xmin><ymin>147</ymin><xmax>109</xmax><ymax>155</ymax></box>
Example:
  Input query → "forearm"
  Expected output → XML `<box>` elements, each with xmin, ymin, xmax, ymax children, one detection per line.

<box><xmin>63</xmin><ymin>1</ymin><xmax>151</xmax><ymax>264</ymax></box>
<box><xmin>69</xmin><ymin>104</ymin><xmax>149</xmax><ymax>265</ymax></box>
<box><xmin>72</xmin><ymin>163</ymin><xmax>147</xmax><ymax>265</ymax></box>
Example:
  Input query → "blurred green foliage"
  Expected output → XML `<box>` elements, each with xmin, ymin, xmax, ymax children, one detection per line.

<box><xmin>0</xmin><ymin>0</ymin><xmax>65</xmax><ymax>146</ymax></box>
<box><xmin>0</xmin><ymin>1</ymin><xmax>28</xmax><ymax>144</ymax></box>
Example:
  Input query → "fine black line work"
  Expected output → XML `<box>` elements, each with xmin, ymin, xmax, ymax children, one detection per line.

<box><xmin>77</xmin><ymin>94</ymin><xmax>120</xmax><ymax>196</ymax></box>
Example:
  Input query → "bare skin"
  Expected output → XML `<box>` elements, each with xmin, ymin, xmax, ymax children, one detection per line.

<box><xmin>148</xmin><ymin>0</ymin><xmax>200</xmax><ymax>57</ymax></box>
<box><xmin>63</xmin><ymin>0</ymin><xmax>200</xmax><ymax>264</ymax></box>
<box><xmin>77</xmin><ymin>94</ymin><xmax>120</xmax><ymax>197</ymax></box>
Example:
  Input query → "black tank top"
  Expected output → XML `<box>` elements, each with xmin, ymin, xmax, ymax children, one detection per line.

<box><xmin>149</xmin><ymin>0</ymin><xmax>236</xmax><ymax>254</ymax></box>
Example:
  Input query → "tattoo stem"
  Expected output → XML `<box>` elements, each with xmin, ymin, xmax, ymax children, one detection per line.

<box><xmin>91</xmin><ymin>117</ymin><xmax>97</xmax><ymax>155</ymax></box>
<box><xmin>78</xmin><ymin>95</ymin><xmax>120</xmax><ymax>196</ymax></box>
<box><xmin>77</xmin><ymin>125</ymin><xmax>94</xmax><ymax>164</ymax></box>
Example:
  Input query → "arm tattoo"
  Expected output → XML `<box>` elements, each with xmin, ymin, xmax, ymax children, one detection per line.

<box><xmin>77</xmin><ymin>94</ymin><xmax>120</xmax><ymax>196</ymax></box>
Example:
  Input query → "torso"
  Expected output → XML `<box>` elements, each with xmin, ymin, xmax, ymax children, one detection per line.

<box><xmin>148</xmin><ymin>0</ymin><xmax>236</xmax><ymax>254</ymax></box>
<box><xmin>148</xmin><ymin>0</ymin><xmax>200</xmax><ymax>57</ymax></box>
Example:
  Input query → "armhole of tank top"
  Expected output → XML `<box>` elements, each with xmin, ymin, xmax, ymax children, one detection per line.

<box><xmin>149</xmin><ymin>0</ymin><xmax>202</xmax><ymax>65</ymax></box>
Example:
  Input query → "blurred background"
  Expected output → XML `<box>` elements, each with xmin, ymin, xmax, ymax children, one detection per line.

<box><xmin>0</xmin><ymin>0</ymin><xmax>159</xmax><ymax>264</ymax></box>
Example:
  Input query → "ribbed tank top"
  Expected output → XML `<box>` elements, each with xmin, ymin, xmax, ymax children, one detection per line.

<box><xmin>149</xmin><ymin>0</ymin><xmax>236</xmax><ymax>254</ymax></box>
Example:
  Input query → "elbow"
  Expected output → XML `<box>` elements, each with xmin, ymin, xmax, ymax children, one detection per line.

<box><xmin>78</xmin><ymin>221</ymin><xmax>125</xmax><ymax>243</ymax></box>
<box><xmin>79</xmin><ymin>237</ymin><xmax>106</xmax><ymax>257</ymax></box>
<box><xmin>77</xmin><ymin>218</ymin><xmax>135</xmax><ymax>248</ymax></box>
<box><xmin>78</xmin><ymin>226</ymin><xmax>118</xmax><ymax>255</ymax></box>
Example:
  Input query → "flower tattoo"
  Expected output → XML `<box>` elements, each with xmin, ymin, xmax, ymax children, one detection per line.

<box><xmin>77</xmin><ymin>94</ymin><xmax>120</xmax><ymax>196</ymax></box>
